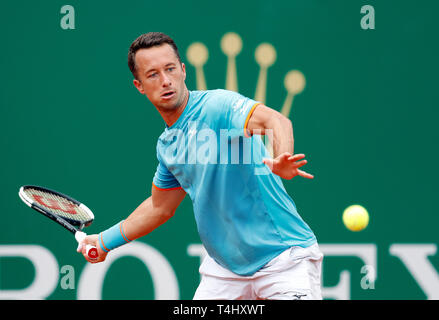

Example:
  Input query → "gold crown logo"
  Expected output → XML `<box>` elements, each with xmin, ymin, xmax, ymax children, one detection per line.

<box><xmin>186</xmin><ymin>32</ymin><xmax>306</xmax><ymax>119</ymax></box>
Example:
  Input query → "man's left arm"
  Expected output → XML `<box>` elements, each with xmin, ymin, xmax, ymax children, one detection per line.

<box><xmin>246</xmin><ymin>104</ymin><xmax>314</xmax><ymax>180</ymax></box>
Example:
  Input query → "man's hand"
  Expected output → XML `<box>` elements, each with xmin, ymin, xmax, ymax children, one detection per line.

<box><xmin>77</xmin><ymin>234</ymin><xmax>108</xmax><ymax>263</ymax></box>
<box><xmin>263</xmin><ymin>153</ymin><xmax>314</xmax><ymax>180</ymax></box>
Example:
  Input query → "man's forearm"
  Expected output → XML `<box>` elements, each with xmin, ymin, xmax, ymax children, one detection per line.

<box><xmin>269</xmin><ymin>114</ymin><xmax>294</xmax><ymax>157</ymax></box>
<box><xmin>122</xmin><ymin>196</ymin><xmax>174</xmax><ymax>241</ymax></box>
<box><xmin>246</xmin><ymin>104</ymin><xmax>295</xmax><ymax>157</ymax></box>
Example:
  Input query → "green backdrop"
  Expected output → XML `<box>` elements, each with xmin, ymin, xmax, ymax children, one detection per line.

<box><xmin>1</xmin><ymin>0</ymin><xmax>438</xmax><ymax>300</ymax></box>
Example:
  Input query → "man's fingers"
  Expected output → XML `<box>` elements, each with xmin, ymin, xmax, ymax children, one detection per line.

<box><xmin>298</xmin><ymin>169</ymin><xmax>314</xmax><ymax>179</ymax></box>
<box><xmin>294</xmin><ymin>160</ymin><xmax>308</xmax><ymax>168</ymax></box>
<box><xmin>288</xmin><ymin>154</ymin><xmax>306</xmax><ymax>162</ymax></box>
<box><xmin>280</xmin><ymin>152</ymin><xmax>291</xmax><ymax>160</ymax></box>
<box><xmin>82</xmin><ymin>243</ymin><xmax>88</xmax><ymax>255</ymax></box>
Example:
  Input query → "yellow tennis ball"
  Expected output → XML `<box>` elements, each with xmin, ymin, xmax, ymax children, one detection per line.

<box><xmin>343</xmin><ymin>205</ymin><xmax>369</xmax><ymax>232</ymax></box>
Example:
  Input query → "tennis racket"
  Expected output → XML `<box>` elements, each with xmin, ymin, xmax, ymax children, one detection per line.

<box><xmin>18</xmin><ymin>185</ymin><xmax>98</xmax><ymax>259</ymax></box>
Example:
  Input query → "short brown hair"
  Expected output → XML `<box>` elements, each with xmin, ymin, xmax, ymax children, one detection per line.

<box><xmin>128</xmin><ymin>32</ymin><xmax>181</xmax><ymax>79</ymax></box>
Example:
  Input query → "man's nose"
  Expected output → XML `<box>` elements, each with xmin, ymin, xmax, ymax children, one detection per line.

<box><xmin>161</xmin><ymin>73</ymin><xmax>172</xmax><ymax>87</ymax></box>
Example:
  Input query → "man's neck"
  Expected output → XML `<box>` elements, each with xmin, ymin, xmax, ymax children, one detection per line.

<box><xmin>159</xmin><ymin>88</ymin><xmax>189</xmax><ymax>127</ymax></box>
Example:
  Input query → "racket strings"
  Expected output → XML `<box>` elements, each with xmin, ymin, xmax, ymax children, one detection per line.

<box><xmin>24</xmin><ymin>188</ymin><xmax>92</xmax><ymax>224</ymax></box>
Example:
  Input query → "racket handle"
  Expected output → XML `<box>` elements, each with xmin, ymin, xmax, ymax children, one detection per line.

<box><xmin>75</xmin><ymin>231</ymin><xmax>99</xmax><ymax>260</ymax></box>
<box><xmin>85</xmin><ymin>244</ymin><xmax>99</xmax><ymax>259</ymax></box>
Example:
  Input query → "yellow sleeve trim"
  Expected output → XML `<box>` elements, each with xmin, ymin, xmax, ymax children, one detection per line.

<box><xmin>244</xmin><ymin>102</ymin><xmax>262</xmax><ymax>138</ymax></box>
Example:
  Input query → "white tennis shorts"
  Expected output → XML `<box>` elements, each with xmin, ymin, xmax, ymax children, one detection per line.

<box><xmin>193</xmin><ymin>243</ymin><xmax>324</xmax><ymax>300</ymax></box>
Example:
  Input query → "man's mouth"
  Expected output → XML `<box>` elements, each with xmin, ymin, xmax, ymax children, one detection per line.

<box><xmin>161</xmin><ymin>91</ymin><xmax>175</xmax><ymax>99</ymax></box>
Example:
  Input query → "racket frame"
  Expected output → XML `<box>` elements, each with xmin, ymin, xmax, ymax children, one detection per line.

<box><xmin>19</xmin><ymin>185</ymin><xmax>94</xmax><ymax>233</ymax></box>
<box><xmin>18</xmin><ymin>185</ymin><xmax>98</xmax><ymax>259</ymax></box>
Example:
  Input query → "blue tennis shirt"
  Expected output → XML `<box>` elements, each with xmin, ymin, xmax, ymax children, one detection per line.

<box><xmin>153</xmin><ymin>89</ymin><xmax>316</xmax><ymax>276</ymax></box>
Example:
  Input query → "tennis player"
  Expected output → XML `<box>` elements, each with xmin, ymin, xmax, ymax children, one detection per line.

<box><xmin>78</xmin><ymin>32</ymin><xmax>323</xmax><ymax>300</ymax></box>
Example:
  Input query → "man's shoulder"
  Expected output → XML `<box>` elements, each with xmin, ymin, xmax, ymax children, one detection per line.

<box><xmin>187</xmin><ymin>89</ymin><xmax>229</xmax><ymax>110</ymax></box>
<box><xmin>191</xmin><ymin>89</ymin><xmax>240</xmax><ymax>99</ymax></box>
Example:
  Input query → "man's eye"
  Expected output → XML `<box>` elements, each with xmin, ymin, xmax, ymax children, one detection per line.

<box><xmin>148</xmin><ymin>73</ymin><xmax>158</xmax><ymax>78</ymax></box>
<box><xmin>167</xmin><ymin>67</ymin><xmax>175</xmax><ymax>72</ymax></box>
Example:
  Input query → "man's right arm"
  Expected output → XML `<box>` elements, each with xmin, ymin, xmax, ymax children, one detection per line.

<box><xmin>79</xmin><ymin>185</ymin><xmax>186</xmax><ymax>263</ymax></box>
<box><xmin>123</xmin><ymin>185</ymin><xmax>186</xmax><ymax>240</ymax></box>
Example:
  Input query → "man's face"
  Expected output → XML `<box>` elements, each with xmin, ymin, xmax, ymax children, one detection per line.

<box><xmin>133</xmin><ymin>44</ymin><xmax>187</xmax><ymax>111</ymax></box>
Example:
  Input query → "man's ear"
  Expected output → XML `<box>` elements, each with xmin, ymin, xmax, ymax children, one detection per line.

<box><xmin>181</xmin><ymin>63</ymin><xmax>186</xmax><ymax>80</ymax></box>
<box><xmin>133</xmin><ymin>79</ymin><xmax>145</xmax><ymax>95</ymax></box>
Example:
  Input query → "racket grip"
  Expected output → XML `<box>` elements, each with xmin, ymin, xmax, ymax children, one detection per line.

<box><xmin>75</xmin><ymin>231</ymin><xmax>99</xmax><ymax>260</ymax></box>
<box><xmin>85</xmin><ymin>244</ymin><xmax>99</xmax><ymax>259</ymax></box>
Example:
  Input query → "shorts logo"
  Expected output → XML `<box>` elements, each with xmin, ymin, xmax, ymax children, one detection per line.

<box><xmin>292</xmin><ymin>293</ymin><xmax>307</xmax><ymax>300</ymax></box>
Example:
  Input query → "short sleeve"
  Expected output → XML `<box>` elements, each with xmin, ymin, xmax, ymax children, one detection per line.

<box><xmin>152</xmin><ymin>160</ymin><xmax>182</xmax><ymax>190</ymax></box>
<box><xmin>209</xmin><ymin>90</ymin><xmax>261</xmax><ymax>137</ymax></box>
